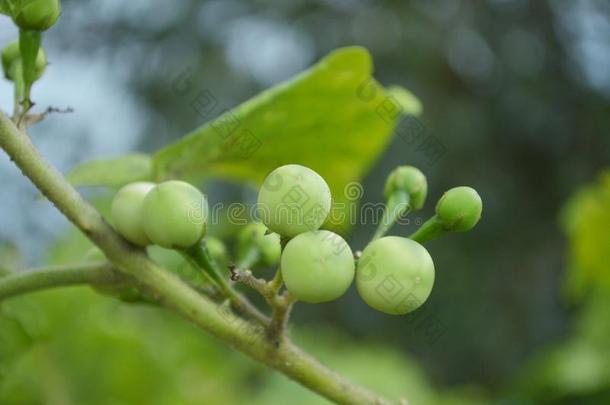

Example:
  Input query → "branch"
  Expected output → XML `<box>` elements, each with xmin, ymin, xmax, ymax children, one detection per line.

<box><xmin>181</xmin><ymin>245</ymin><xmax>270</xmax><ymax>326</ymax></box>
<box><xmin>268</xmin><ymin>291</ymin><xmax>296</xmax><ymax>344</ymax></box>
<box><xmin>0</xmin><ymin>262</ymin><xmax>119</xmax><ymax>301</ymax></box>
<box><xmin>0</xmin><ymin>113</ymin><xmax>392</xmax><ymax>405</ymax></box>
<box><xmin>229</xmin><ymin>266</ymin><xmax>296</xmax><ymax>343</ymax></box>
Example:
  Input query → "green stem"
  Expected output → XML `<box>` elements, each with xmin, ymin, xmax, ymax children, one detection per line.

<box><xmin>268</xmin><ymin>266</ymin><xmax>283</xmax><ymax>294</ymax></box>
<box><xmin>0</xmin><ymin>263</ymin><xmax>119</xmax><ymax>301</ymax></box>
<box><xmin>236</xmin><ymin>245</ymin><xmax>260</xmax><ymax>269</ymax></box>
<box><xmin>181</xmin><ymin>243</ymin><xmax>270</xmax><ymax>326</ymax></box>
<box><xmin>372</xmin><ymin>191</ymin><xmax>411</xmax><ymax>241</ymax></box>
<box><xmin>18</xmin><ymin>29</ymin><xmax>42</xmax><ymax>114</ymax></box>
<box><xmin>11</xmin><ymin>63</ymin><xmax>24</xmax><ymax>116</ymax></box>
<box><xmin>0</xmin><ymin>112</ymin><xmax>393</xmax><ymax>405</ymax></box>
<box><xmin>267</xmin><ymin>292</ymin><xmax>296</xmax><ymax>345</ymax></box>
<box><xmin>409</xmin><ymin>215</ymin><xmax>445</xmax><ymax>244</ymax></box>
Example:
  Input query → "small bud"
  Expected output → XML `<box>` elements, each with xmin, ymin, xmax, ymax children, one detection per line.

<box><xmin>384</xmin><ymin>166</ymin><xmax>427</xmax><ymax>210</ymax></box>
<box><xmin>1</xmin><ymin>41</ymin><xmax>46</xmax><ymax>81</ymax></box>
<box><xmin>13</xmin><ymin>0</ymin><xmax>61</xmax><ymax>31</ymax></box>
<box><xmin>237</xmin><ymin>223</ymin><xmax>281</xmax><ymax>267</ymax></box>
<box><xmin>435</xmin><ymin>186</ymin><xmax>482</xmax><ymax>232</ymax></box>
<box><xmin>206</xmin><ymin>237</ymin><xmax>228</xmax><ymax>268</ymax></box>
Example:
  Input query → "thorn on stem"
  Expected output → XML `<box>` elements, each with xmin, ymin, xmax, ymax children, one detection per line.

<box><xmin>44</xmin><ymin>106</ymin><xmax>74</xmax><ymax>115</ymax></box>
<box><xmin>228</xmin><ymin>263</ymin><xmax>239</xmax><ymax>281</ymax></box>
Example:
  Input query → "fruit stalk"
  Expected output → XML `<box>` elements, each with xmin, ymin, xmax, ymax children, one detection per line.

<box><xmin>18</xmin><ymin>29</ymin><xmax>41</xmax><ymax>114</ymax></box>
<box><xmin>409</xmin><ymin>215</ymin><xmax>445</xmax><ymax>244</ymax></box>
<box><xmin>181</xmin><ymin>243</ymin><xmax>269</xmax><ymax>326</ymax></box>
<box><xmin>235</xmin><ymin>245</ymin><xmax>260</xmax><ymax>269</ymax></box>
<box><xmin>372</xmin><ymin>190</ymin><xmax>411</xmax><ymax>240</ymax></box>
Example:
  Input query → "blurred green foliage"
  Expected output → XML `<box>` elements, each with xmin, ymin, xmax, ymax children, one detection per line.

<box><xmin>560</xmin><ymin>171</ymin><xmax>610</xmax><ymax>300</ymax></box>
<box><xmin>511</xmin><ymin>171</ymin><xmax>610</xmax><ymax>404</ymax></box>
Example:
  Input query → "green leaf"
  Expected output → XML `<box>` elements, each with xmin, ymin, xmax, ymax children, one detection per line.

<box><xmin>66</xmin><ymin>153</ymin><xmax>154</xmax><ymax>188</ymax></box>
<box><xmin>66</xmin><ymin>47</ymin><xmax>421</xmax><ymax>231</ymax></box>
<box><xmin>154</xmin><ymin>46</ymin><xmax>418</xmax><ymax>230</ymax></box>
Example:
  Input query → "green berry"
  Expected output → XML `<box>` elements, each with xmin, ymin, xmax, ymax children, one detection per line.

<box><xmin>142</xmin><ymin>180</ymin><xmax>208</xmax><ymax>249</ymax></box>
<box><xmin>1</xmin><ymin>41</ymin><xmax>46</xmax><ymax>81</ymax></box>
<box><xmin>148</xmin><ymin>245</ymin><xmax>189</xmax><ymax>272</ymax></box>
<box><xmin>356</xmin><ymin>236</ymin><xmax>434</xmax><ymax>315</ymax></box>
<box><xmin>384</xmin><ymin>166</ymin><xmax>427</xmax><ymax>210</ymax></box>
<box><xmin>281</xmin><ymin>230</ymin><xmax>354</xmax><ymax>303</ymax></box>
<box><xmin>435</xmin><ymin>186</ymin><xmax>482</xmax><ymax>232</ymax></box>
<box><xmin>13</xmin><ymin>0</ymin><xmax>61</xmax><ymax>31</ymax></box>
<box><xmin>257</xmin><ymin>164</ymin><xmax>331</xmax><ymax>237</ymax></box>
<box><xmin>111</xmin><ymin>182</ymin><xmax>155</xmax><ymax>246</ymax></box>
<box><xmin>237</xmin><ymin>223</ymin><xmax>281</xmax><ymax>267</ymax></box>
<box><xmin>206</xmin><ymin>237</ymin><xmax>228</xmax><ymax>268</ymax></box>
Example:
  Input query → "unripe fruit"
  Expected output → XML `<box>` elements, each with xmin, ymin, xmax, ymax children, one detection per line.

<box><xmin>13</xmin><ymin>0</ymin><xmax>61</xmax><ymax>31</ymax></box>
<box><xmin>142</xmin><ymin>180</ymin><xmax>208</xmax><ymax>249</ymax></box>
<box><xmin>206</xmin><ymin>237</ymin><xmax>228</xmax><ymax>268</ymax></box>
<box><xmin>356</xmin><ymin>236</ymin><xmax>434</xmax><ymax>315</ymax></box>
<box><xmin>384</xmin><ymin>166</ymin><xmax>427</xmax><ymax>210</ymax></box>
<box><xmin>237</xmin><ymin>223</ymin><xmax>281</xmax><ymax>266</ymax></box>
<box><xmin>257</xmin><ymin>164</ymin><xmax>331</xmax><ymax>237</ymax></box>
<box><xmin>1</xmin><ymin>41</ymin><xmax>46</xmax><ymax>81</ymax></box>
<box><xmin>111</xmin><ymin>182</ymin><xmax>155</xmax><ymax>247</ymax></box>
<box><xmin>147</xmin><ymin>246</ymin><xmax>188</xmax><ymax>272</ymax></box>
<box><xmin>281</xmin><ymin>230</ymin><xmax>354</xmax><ymax>303</ymax></box>
<box><xmin>436</xmin><ymin>186</ymin><xmax>482</xmax><ymax>232</ymax></box>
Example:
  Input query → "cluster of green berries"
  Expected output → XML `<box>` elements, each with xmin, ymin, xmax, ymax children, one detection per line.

<box><xmin>111</xmin><ymin>180</ymin><xmax>208</xmax><ymax>249</ymax></box>
<box><xmin>111</xmin><ymin>164</ymin><xmax>482</xmax><ymax>316</ymax></box>
<box><xmin>256</xmin><ymin>164</ymin><xmax>482</xmax><ymax>314</ymax></box>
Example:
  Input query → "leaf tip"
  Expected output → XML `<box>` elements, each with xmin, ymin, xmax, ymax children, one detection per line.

<box><xmin>322</xmin><ymin>46</ymin><xmax>373</xmax><ymax>76</ymax></box>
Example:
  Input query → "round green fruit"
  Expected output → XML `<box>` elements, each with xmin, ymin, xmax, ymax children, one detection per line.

<box><xmin>356</xmin><ymin>236</ymin><xmax>434</xmax><ymax>315</ymax></box>
<box><xmin>111</xmin><ymin>182</ymin><xmax>155</xmax><ymax>246</ymax></box>
<box><xmin>281</xmin><ymin>230</ymin><xmax>354</xmax><ymax>303</ymax></box>
<box><xmin>1</xmin><ymin>41</ymin><xmax>47</xmax><ymax>81</ymax></box>
<box><xmin>142</xmin><ymin>180</ymin><xmax>208</xmax><ymax>249</ymax></box>
<box><xmin>436</xmin><ymin>186</ymin><xmax>482</xmax><ymax>232</ymax></box>
<box><xmin>384</xmin><ymin>166</ymin><xmax>427</xmax><ymax>210</ymax></box>
<box><xmin>13</xmin><ymin>0</ymin><xmax>61</xmax><ymax>31</ymax></box>
<box><xmin>206</xmin><ymin>237</ymin><xmax>228</xmax><ymax>268</ymax></box>
<box><xmin>257</xmin><ymin>164</ymin><xmax>331</xmax><ymax>237</ymax></box>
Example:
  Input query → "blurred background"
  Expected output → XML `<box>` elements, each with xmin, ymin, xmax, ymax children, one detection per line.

<box><xmin>0</xmin><ymin>0</ymin><xmax>609</xmax><ymax>404</ymax></box>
